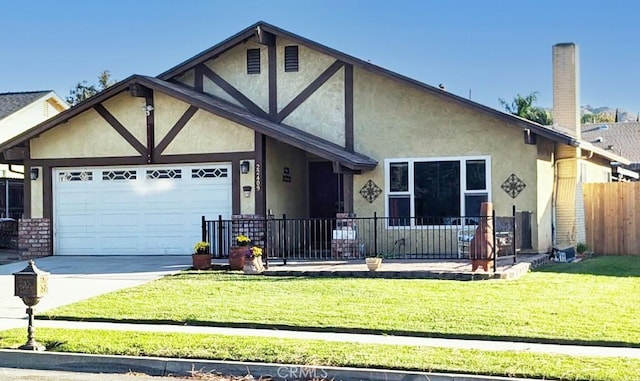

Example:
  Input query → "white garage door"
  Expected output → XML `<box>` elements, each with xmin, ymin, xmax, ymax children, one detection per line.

<box><xmin>54</xmin><ymin>164</ymin><xmax>232</xmax><ymax>255</ymax></box>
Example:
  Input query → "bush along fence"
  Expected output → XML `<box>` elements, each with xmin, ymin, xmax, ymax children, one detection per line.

<box><xmin>202</xmin><ymin>206</ymin><xmax>528</xmax><ymax>269</ymax></box>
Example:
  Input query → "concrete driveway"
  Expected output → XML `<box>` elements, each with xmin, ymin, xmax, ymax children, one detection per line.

<box><xmin>0</xmin><ymin>256</ymin><xmax>191</xmax><ymax>330</ymax></box>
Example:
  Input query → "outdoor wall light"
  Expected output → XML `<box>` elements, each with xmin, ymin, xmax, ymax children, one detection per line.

<box><xmin>29</xmin><ymin>168</ymin><xmax>39</xmax><ymax>181</ymax></box>
<box><xmin>243</xmin><ymin>185</ymin><xmax>252</xmax><ymax>198</ymax></box>
<box><xmin>240</xmin><ymin>160</ymin><xmax>250</xmax><ymax>174</ymax></box>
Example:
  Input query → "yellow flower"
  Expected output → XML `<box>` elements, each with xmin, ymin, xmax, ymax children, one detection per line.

<box><xmin>250</xmin><ymin>246</ymin><xmax>262</xmax><ymax>256</ymax></box>
<box><xmin>236</xmin><ymin>235</ymin><xmax>251</xmax><ymax>246</ymax></box>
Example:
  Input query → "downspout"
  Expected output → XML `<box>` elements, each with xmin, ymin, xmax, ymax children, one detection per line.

<box><xmin>551</xmin><ymin>146</ymin><xmax>593</xmax><ymax>247</ymax></box>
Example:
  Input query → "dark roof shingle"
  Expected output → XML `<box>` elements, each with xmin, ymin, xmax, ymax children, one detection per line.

<box><xmin>581</xmin><ymin>122</ymin><xmax>640</xmax><ymax>164</ymax></box>
<box><xmin>0</xmin><ymin>91</ymin><xmax>50</xmax><ymax>120</ymax></box>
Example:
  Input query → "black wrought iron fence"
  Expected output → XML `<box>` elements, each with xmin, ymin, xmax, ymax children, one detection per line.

<box><xmin>202</xmin><ymin>207</ymin><xmax>527</xmax><ymax>263</ymax></box>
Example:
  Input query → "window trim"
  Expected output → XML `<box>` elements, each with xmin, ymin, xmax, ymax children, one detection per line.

<box><xmin>384</xmin><ymin>155</ymin><xmax>492</xmax><ymax>228</ymax></box>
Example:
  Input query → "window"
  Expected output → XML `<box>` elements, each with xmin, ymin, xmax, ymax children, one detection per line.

<box><xmin>246</xmin><ymin>48</ymin><xmax>260</xmax><ymax>74</ymax></box>
<box><xmin>385</xmin><ymin>157</ymin><xmax>490</xmax><ymax>226</ymax></box>
<box><xmin>284</xmin><ymin>45</ymin><xmax>299</xmax><ymax>72</ymax></box>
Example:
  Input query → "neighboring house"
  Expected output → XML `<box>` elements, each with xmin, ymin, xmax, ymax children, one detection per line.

<box><xmin>0</xmin><ymin>22</ymin><xmax>629</xmax><ymax>258</ymax></box>
<box><xmin>0</xmin><ymin>91</ymin><xmax>68</xmax><ymax>218</ymax></box>
<box><xmin>581</xmin><ymin>122</ymin><xmax>640</xmax><ymax>180</ymax></box>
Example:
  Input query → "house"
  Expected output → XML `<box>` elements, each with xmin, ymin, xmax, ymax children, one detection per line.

<box><xmin>581</xmin><ymin>122</ymin><xmax>640</xmax><ymax>180</ymax></box>
<box><xmin>0</xmin><ymin>22</ymin><xmax>630</xmax><ymax>258</ymax></box>
<box><xmin>0</xmin><ymin>91</ymin><xmax>68</xmax><ymax>219</ymax></box>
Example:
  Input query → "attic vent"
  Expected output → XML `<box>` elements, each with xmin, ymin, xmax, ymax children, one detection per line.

<box><xmin>284</xmin><ymin>45</ymin><xmax>299</xmax><ymax>72</ymax></box>
<box><xmin>247</xmin><ymin>49</ymin><xmax>261</xmax><ymax>74</ymax></box>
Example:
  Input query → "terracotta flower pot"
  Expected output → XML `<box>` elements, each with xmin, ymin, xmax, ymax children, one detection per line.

<box><xmin>229</xmin><ymin>246</ymin><xmax>249</xmax><ymax>270</ymax></box>
<box><xmin>191</xmin><ymin>253</ymin><xmax>211</xmax><ymax>270</ymax></box>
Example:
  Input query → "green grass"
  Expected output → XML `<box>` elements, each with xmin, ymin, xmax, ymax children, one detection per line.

<box><xmin>1</xmin><ymin>328</ymin><xmax>639</xmax><ymax>381</ymax></box>
<box><xmin>41</xmin><ymin>256</ymin><xmax>640</xmax><ymax>346</ymax></box>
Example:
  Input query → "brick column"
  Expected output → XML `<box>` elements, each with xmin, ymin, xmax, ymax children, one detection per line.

<box><xmin>18</xmin><ymin>218</ymin><xmax>52</xmax><ymax>259</ymax></box>
<box><xmin>231</xmin><ymin>214</ymin><xmax>265</xmax><ymax>248</ymax></box>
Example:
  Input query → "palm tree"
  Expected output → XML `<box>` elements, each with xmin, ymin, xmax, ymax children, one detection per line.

<box><xmin>499</xmin><ymin>92</ymin><xmax>553</xmax><ymax>125</ymax></box>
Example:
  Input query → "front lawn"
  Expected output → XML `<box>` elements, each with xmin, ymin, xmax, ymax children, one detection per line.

<box><xmin>1</xmin><ymin>328</ymin><xmax>639</xmax><ymax>381</ymax></box>
<box><xmin>40</xmin><ymin>256</ymin><xmax>640</xmax><ymax>346</ymax></box>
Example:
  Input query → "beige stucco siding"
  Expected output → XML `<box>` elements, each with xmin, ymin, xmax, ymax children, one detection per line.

<box><xmin>154</xmin><ymin>93</ymin><xmax>192</xmax><ymax>146</ymax></box>
<box><xmin>240</xmin><ymin>159</ymin><xmax>256</xmax><ymax>215</ymax></box>
<box><xmin>30</xmin><ymin>108</ymin><xmax>139</xmax><ymax>159</ymax></box>
<box><xmin>352</xmin><ymin>67</ymin><xmax>542</xmax><ymax>251</ymax></box>
<box><xmin>277</xmin><ymin>37</ymin><xmax>337</xmax><ymax>112</ymax></box>
<box><xmin>282</xmin><ymin>67</ymin><xmax>345</xmax><ymax>146</ymax></box>
<box><xmin>102</xmin><ymin>94</ymin><xmax>147</xmax><ymax>147</ymax></box>
<box><xmin>31</xmin><ymin>167</ymin><xmax>44</xmax><ymax>218</ymax></box>
<box><xmin>163</xmin><ymin>109</ymin><xmax>254</xmax><ymax>155</ymax></box>
<box><xmin>203</xmin><ymin>38</ymin><xmax>268</xmax><ymax>112</ymax></box>
<box><xmin>265</xmin><ymin>138</ymin><xmax>308</xmax><ymax>218</ymax></box>
<box><xmin>175</xmin><ymin>68</ymin><xmax>195</xmax><ymax>88</ymax></box>
<box><xmin>536</xmin><ymin>139</ymin><xmax>555</xmax><ymax>253</ymax></box>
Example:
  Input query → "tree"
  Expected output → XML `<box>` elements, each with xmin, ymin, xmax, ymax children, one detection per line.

<box><xmin>499</xmin><ymin>92</ymin><xmax>553</xmax><ymax>125</ymax></box>
<box><xmin>66</xmin><ymin>70</ymin><xmax>116</xmax><ymax>106</ymax></box>
<box><xmin>581</xmin><ymin>112</ymin><xmax>615</xmax><ymax>124</ymax></box>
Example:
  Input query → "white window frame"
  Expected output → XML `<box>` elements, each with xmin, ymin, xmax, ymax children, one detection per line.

<box><xmin>384</xmin><ymin>155</ymin><xmax>492</xmax><ymax>228</ymax></box>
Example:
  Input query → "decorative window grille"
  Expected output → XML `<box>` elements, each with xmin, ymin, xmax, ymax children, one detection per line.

<box><xmin>59</xmin><ymin>171</ymin><xmax>93</xmax><ymax>182</ymax></box>
<box><xmin>102</xmin><ymin>170</ymin><xmax>137</xmax><ymax>181</ymax></box>
<box><xmin>146</xmin><ymin>169</ymin><xmax>182</xmax><ymax>179</ymax></box>
<box><xmin>191</xmin><ymin>168</ymin><xmax>228</xmax><ymax>179</ymax></box>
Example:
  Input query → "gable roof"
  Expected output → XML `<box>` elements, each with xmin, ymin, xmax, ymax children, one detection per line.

<box><xmin>158</xmin><ymin>21</ymin><xmax>617</xmax><ymax>158</ymax></box>
<box><xmin>0</xmin><ymin>76</ymin><xmax>377</xmax><ymax>171</ymax></box>
<box><xmin>0</xmin><ymin>91</ymin><xmax>50</xmax><ymax>120</ymax></box>
<box><xmin>582</xmin><ymin>122</ymin><xmax>640</xmax><ymax>166</ymax></box>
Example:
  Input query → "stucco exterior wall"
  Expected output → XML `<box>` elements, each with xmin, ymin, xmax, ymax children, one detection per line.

<box><xmin>102</xmin><ymin>93</ymin><xmax>147</xmax><ymax>146</ymax></box>
<box><xmin>31</xmin><ymin>166</ymin><xmax>43</xmax><ymax>218</ymax></box>
<box><xmin>154</xmin><ymin>92</ymin><xmax>191</xmax><ymax>146</ymax></box>
<box><xmin>352</xmin><ymin>67</ymin><xmax>542</xmax><ymax>250</ymax></box>
<box><xmin>276</xmin><ymin>37</ymin><xmax>338</xmax><ymax>111</ymax></box>
<box><xmin>265</xmin><ymin>138</ymin><xmax>308</xmax><ymax>218</ymax></box>
<box><xmin>30</xmin><ymin>108</ymin><xmax>139</xmax><ymax>159</ymax></box>
<box><xmin>163</xmin><ymin>109</ymin><xmax>254</xmax><ymax>155</ymax></box>
<box><xmin>203</xmin><ymin>38</ymin><xmax>268</xmax><ymax>112</ymax></box>
<box><xmin>175</xmin><ymin>68</ymin><xmax>195</xmax><ymax>88</ymax></box>
<box><xmin>240</xmin><ymin>159</ymin><xmax>256</xmax><ymax>215</ymax></box>
<box><xmin>282</xmin><ymin>67</ymin><xmax>345</xmax><ymax>146</ymax></box>
<box><xmin>536</xmin><ymin>139</ymin><xmax>555</xmax><ymax>253</ymax></box>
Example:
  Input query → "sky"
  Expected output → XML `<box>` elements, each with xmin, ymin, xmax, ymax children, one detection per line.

<box><xmin>1</xmin><ymin>0</ymin><xmax>639</xmax><ymax>115</ymax></box>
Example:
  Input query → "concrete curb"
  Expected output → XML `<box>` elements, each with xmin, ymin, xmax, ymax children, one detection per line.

<box><xmin>0</xmin><ymin>349</ymin><xmax>539</xmax><ymax>381</ymax></box>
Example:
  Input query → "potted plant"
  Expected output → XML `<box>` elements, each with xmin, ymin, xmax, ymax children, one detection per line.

<box><xmin>243</xmin><ymin>246</ymin><xmax>265</xmax><ymax>274</ymax></box>
<box><xmin>229</xmin><ymin>234</ymin><xmax>251</xmax><ymax>270</ymax></box>
<box><xmin>576</xmin><ymin>242</ymin><xmax>589</xmax><ymax>258</ymax></box>
<box><xmin>365</xmin><ymin>253</ymin><xmax>383</xmax><ymax>271</ymax></box>
<box><xmin>192</xmin><ymin>241</ymin><xmax>211</xmax><ymax>270</ymax></box>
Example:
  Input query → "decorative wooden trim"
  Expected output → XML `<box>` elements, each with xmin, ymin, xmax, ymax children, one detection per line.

<box><xmin>28</xmin><ymin>156</ymin><xmax>148</xmax><ymax>167</ymax></box>
<box><xmin>255</xmin><ymin>132</ymin><xmax>265</xmax><ymax>215</ymax></box>
<box><xmin>342</xmin><ymin>172</ymin><xmax>353</xmax><ymax>213</ymax></box>
<box><xmin>42</xmin><ymin>165</ymin><xmax>52</xmax><ymax>220</ymax></box>
<box><xmin>93</xmin><ymin>104</ymin><xmax>147</xmax><ymax>155</ymax></box>
<box><xmin>153</xmin><ymin>152</ymin><xmax>254</xmax><ymax>165</ymax></box>
<box><xmin>145</xmin><ymin>93</ymin><xmax>155</xmax><ymax>163</ymax></box>
<box><xmin>277</xmin><ymin>60</ymin><xmax>344</xmax><ymax>123</ymax></box>
<box><xmin>344</xmin><ymin>64</ymin><xmax>354</xmax><ymax>152</ymax></box>
<box><xmin>200</xmin><ymin>64</ymin><xmax>269</xmax><ymax>119</ymax></box>
<box><xmin>155</xmin><ymin>106</ymin><xmax>198</xmax><ymax>155</ymax></box>
<box><xmin>268</xmin><ymin>43</ymin><xmax>277</xmax><ymax>121</ymax></box>
<box><xmin>232</xmin><ymin>160</ymin><xmax>240</xmax><ymax>215</ymax></box>
<box><xmin>194</xmin><ymin>65</ymin><xmax>203</xmax><ymax>92</ymax></box>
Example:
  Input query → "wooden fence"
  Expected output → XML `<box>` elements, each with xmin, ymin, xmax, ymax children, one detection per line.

<box><xmin>583</xmin><ymin>182</ymin><xmax>640</xmax><ymax>255</ymax></box>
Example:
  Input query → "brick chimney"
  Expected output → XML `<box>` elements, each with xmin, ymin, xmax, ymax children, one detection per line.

<box><xmin>552</xmin><ymin>42</ymin><xmax>585</xmax><ymax>249</ymax></box>
<box><xmin>552</xmin><ymin>43</ymin><xmax>580</xmax><ymax>138</ymax></box>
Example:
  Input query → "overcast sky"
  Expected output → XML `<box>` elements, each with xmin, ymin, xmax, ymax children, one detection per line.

<box><xmin>2</xmin><ymin>0</ymin><xmax>638</xmax><ymax>115</ymax></box>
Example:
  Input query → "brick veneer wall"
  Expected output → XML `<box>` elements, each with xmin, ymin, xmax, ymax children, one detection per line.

<box><xmin>18</xmin><ymin>218</ymin><xmax>52</xmax><ymax>259</ymax></box>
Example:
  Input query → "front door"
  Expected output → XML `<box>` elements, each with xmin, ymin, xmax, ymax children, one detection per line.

<box><xmin>308</xmin><ymin>162</ymin><xmax>340</xmax><ymax>247</ymax></box>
